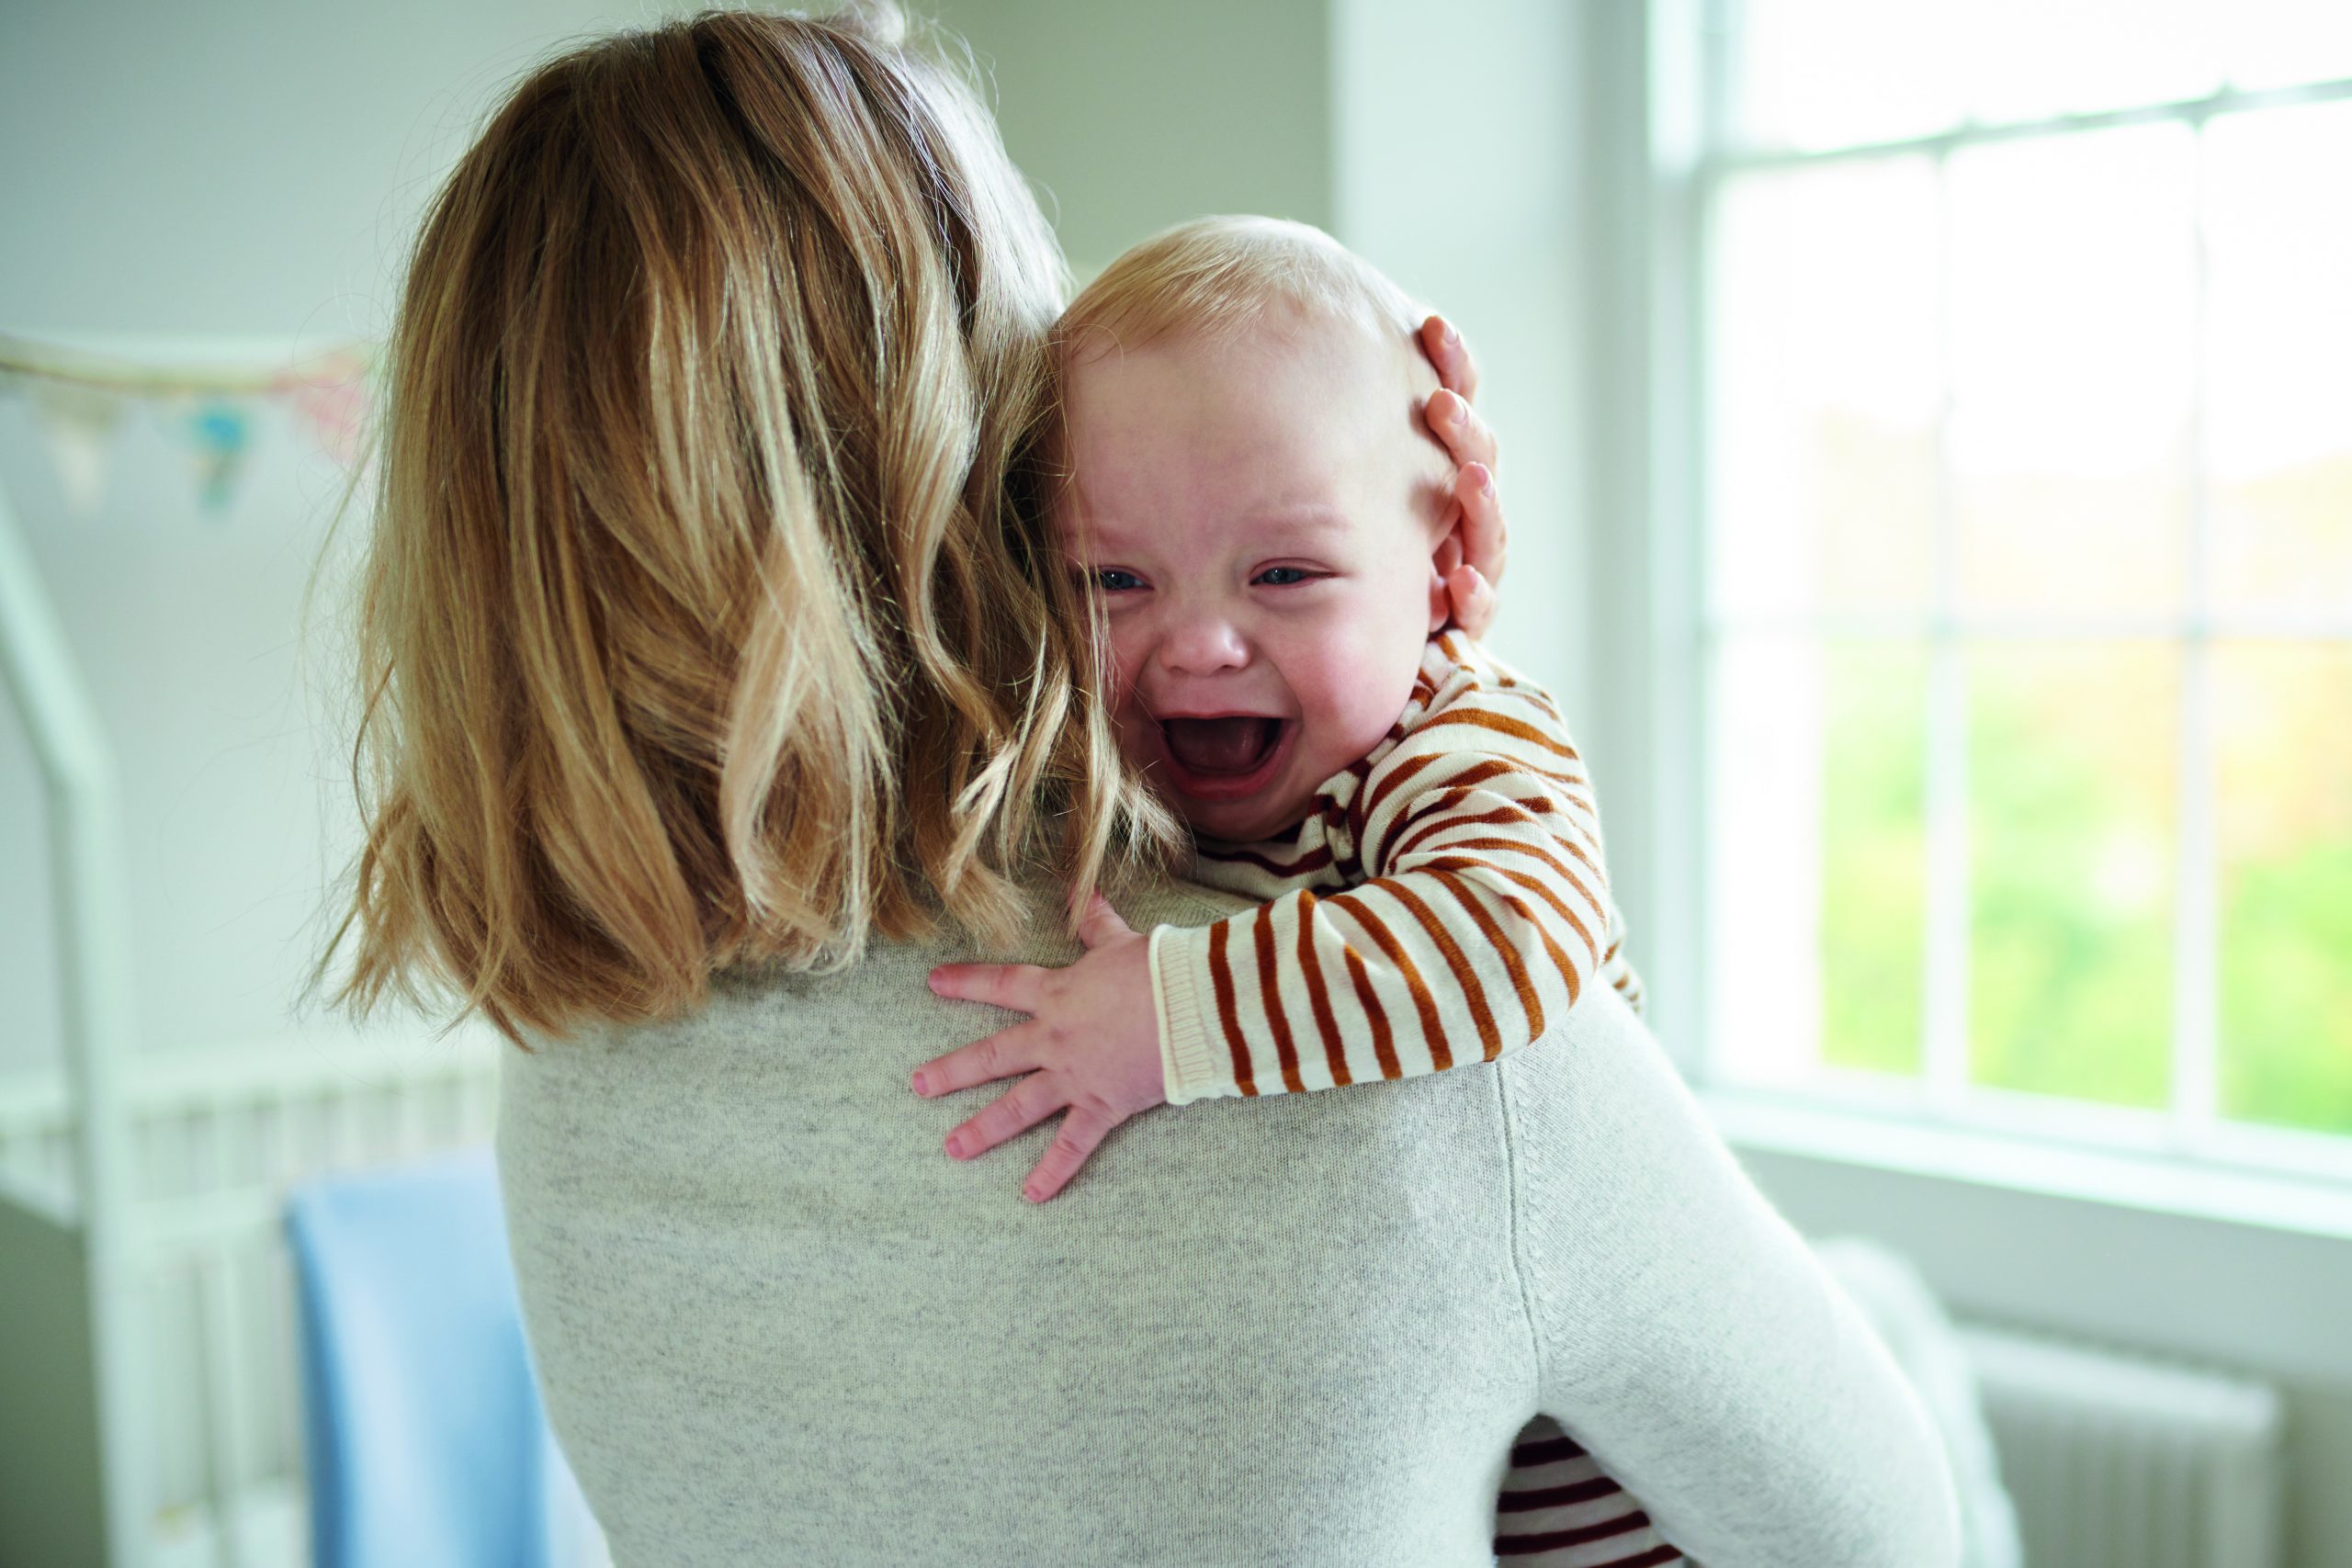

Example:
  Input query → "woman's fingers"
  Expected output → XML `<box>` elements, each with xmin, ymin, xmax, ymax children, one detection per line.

<box><xmin>1453</xmin><ymin>460</ymin><xmax>1505</xmax><ymax>591</ymax></box>
<box><xmin>1022</xmin><ymin>1103</ymin><xmax>1118</xmax><ymax>1203</ymax></box>
<box><xmin>1416</xmin><ymin>315</ymin><xmax>1507</xmax><ymax>619</ymax></box>
<box><xmin>1419</xmin><ymin>313</ymin><xmax>1481</xmax><ymax>401</ymax></box>
<box><xmin>927</xmin><ymin>960</ymin><xmax>1047</xmax><ymax>1013</ymax></box>
<box><xmin>1428</xmin><ymin>389</ymin><xmax>1501</xmax><ymax>475</ymax></box>
<box><xmin>943</xmin><ymin>1071</ymin><xmax>1065</xmax><ymax>1162</ymax></box>
<box><xmin>1447</xmin><ymin>565</ymin><xmax>1499</xmax><ymax>641</ymax></box>
<box><xmin>910</xmin><ymin>1020</ymin><xmax>1045</xmax><ymax>1099</ymax></box>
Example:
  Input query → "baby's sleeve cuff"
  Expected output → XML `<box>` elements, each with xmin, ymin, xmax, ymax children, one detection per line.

<box><xmin>1149</xmin><ymin>924</ymin><xmax>1236</xmax><ymax>1104</ymax></box>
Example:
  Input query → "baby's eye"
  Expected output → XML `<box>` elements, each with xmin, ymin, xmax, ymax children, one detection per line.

<box><xmin>1254</xmin><ymin>566</ymin><xmax>1317</xmax><ymax>587</ymax></box>
<box><xmin>1093</xmin><ymin>568</ymin><xmax>1145</xmax><ymax>592</ymax></box>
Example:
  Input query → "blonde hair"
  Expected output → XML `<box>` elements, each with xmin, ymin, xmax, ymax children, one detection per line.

<box><xmin>316</xmin><ymin>4</ymin><xmax>1178</xmax><ymax>1046</ymax></box>
<box><xmin>1055</xmin><ymin>215</ymin><xmax>1426</xmax><ymax>364</ymax></box>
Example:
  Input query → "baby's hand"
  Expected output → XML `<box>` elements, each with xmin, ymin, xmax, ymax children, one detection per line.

<box><xmin>1419</xmin><ymin>314</ymin><xmax>1507</xmax><ymax>640</ymax></box>
<box><xmin>912</xmin><ymin>892</ymin><xmax>1167</xmax><ymax>1203</ymax></box>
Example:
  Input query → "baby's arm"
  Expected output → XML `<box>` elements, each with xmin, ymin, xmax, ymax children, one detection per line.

<box><xmin>1155</xmin><ymin>635</ymin><xmax>1630</xmax><ymax>1103</ymax></box>
<box><xmin>911</xmin><ymin>640</ymin><xmax>1633</xmax><ymax>1198</ymax></box>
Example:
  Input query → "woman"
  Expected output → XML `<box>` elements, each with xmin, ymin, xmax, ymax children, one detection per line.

<box><xmin>322</xmin><ymin>7</ymin><xmax>1961</xmax><ymax>1564</ymax></box>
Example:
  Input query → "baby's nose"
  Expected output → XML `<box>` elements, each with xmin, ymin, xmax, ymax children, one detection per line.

<box><xmin>1159</xmin><ymin>614</ymin><xmax>1250</xmax><ymax>675</ymax></box>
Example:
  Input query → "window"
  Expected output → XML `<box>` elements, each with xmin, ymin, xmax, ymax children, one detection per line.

<box><xmin>1689</xmin><ymin>0</ymin><xmax>2352</xmax><ymax>1175</ymax></box>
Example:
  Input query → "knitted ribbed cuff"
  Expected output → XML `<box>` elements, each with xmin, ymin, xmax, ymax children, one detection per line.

<box><xmin>1148</xmin><ymin>924</ymin><xmax>1232</xmax><ymax>1104</ymax></box>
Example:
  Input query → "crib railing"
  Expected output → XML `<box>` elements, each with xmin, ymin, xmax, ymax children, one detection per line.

<box><xmin>0</xmin><ymin>1030</ymin><xmax>503</xmax><ymax>1568</ymax></box>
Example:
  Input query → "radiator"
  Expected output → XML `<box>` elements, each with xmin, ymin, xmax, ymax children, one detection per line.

<box><xmin>0</xmin><ymin>1032</ymin><xmax>503</xmax><ymax>1568</ymax></box>
<box><xmin>1959</xmin><ymin>1324</ymin><xmax>2287</xmax><ymax>1568</ymax></box>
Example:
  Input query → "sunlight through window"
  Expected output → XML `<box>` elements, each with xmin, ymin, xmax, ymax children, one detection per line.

<box><xmin>1698</xmin><ymin>0</ymin><xmax>2352</xmax><ymax>1163</ymax></box>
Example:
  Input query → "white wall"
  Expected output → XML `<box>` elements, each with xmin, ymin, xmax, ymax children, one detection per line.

<box><xmin>0</xmin><ymin>0</ymin><xmax>638</xmax><ymax>1072</ymax></box>
<box><xmin>933</xmin><ymin>0</ymin><xmax>1336</xmax><ymax>279</ymax></box>
<box><xmin>1332</xmin><ymin>0</ymin><xmax>1591</xmax><ymax>723</ymax></box>
<box><xmin>0</xmin><ymin>0</ymin><xmax>643</xmax><ymax>339</ymax></box>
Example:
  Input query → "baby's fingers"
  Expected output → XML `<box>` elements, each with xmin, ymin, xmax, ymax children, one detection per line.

<box><xmin>912</xmin><ymin>1020</ymin><xmax>1047</xmax><ymax>1099</ymax></box>
<box><xmin>1021</xmin><ymin>1102</ymin><xmax>1121</xmax><ymax>1203</ymax></box>
<box><xmin>928</xmin><ymin>960</ymin><xmax>1047</xmax><ymax>1013</ymax></box>
<box><xmin>941</xmin><ymin>1072</ymin><xmax>1065</xmax><ymax>1163</ymax></box>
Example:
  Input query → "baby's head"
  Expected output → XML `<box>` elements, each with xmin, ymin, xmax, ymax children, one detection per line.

<box><xmin>1051</xmin><ymin>217</ymin><xmax>1459</xmax><ymax>842</ymax></box>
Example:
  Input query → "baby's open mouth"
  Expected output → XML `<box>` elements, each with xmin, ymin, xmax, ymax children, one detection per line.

<box><xmin>1161</xmin><ymin>716</ymin><xmax>1283</xmax><ymax>776</ymax></box>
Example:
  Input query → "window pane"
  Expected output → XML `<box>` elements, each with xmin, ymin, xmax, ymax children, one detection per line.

<box><xmin>1712</xmin><ymin>158</ymin><xmax>1938</xmax><ymax>618</ymax></box>
<box><xmin>1710</xmin><ymin>636</ymin><xmax>1826</xmax><ymax>1084</ymax></box>
<box><xmin>1708</xmin><ymin>636</ymin><xmax>1928</xmax><ymax>1084</ymax></box>
<box><xmin>2221</xmin><ymin>0</ymin><xmax>2352</xmax><ymax>90</ymax></box>
<box><xmin>1950</xmin><ymin>125</ymin><xmax>2197</xmax><ymax>615</ymax></box>
<box><xmin>1729</xmin><ymin>0</ymin><xmax>2275</xmax><ymax>153</ymax></box>
<box><xmin>2216</xmin><ymin>643</ymin><xmax>2352</xmax><ymax>1135</ymax></box>
<box><xmin>1962</xmin><ymin>0</ymin><xmax>2221</xmax><ymax>125</ymax></box>
<box><xmin>2207</xmin><ymin>101</ymin><xmax>2352</xmax><ymax>616</ymax></box>
<box><xmin>1821</xmin><ymin>640</ymin><xmax>1928</xmax><ymax>1076</ymax></box>
<box><xmin>1733</xmin><ymin>0</ymin><xmax>1969</xmax><ymax>152</ymax></box>
<box><xmin>1968</xmin><ymin>642</ymin><xmax>2176</xmax><ymax>1108</ymax></box>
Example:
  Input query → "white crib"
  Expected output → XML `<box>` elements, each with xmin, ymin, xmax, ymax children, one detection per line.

<box><xmin>0</xmin><ymin>1032</ymin><xmax>501</xmax><ymax>1568</ymax></box>
<box><xmin>0</xmin><ymin>337</ymin><xmax>509</xmax><ymax>1568</ymax></box>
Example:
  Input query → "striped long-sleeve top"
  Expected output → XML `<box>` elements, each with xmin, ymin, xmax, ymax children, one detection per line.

<box><xmin>1148</xmin><ymin>631</ymin><xmax>1644</xmax><ymax>1107</ymax></box>
<box><xmin>1494</xmin><ymin>1417</ymin><xmax>1687</xmax><ymax>1566</ymax></box>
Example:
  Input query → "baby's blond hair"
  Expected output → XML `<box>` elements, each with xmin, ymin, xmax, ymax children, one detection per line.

<box><xmin>1047</xmin><ymin>216</ymin><xmax>1448</xmax><ymax>552</ymax></box>
<box><xmin>1055</xmin><ymin>216</ymin><xmax>1425</xmax><ymax>364</ymax></box>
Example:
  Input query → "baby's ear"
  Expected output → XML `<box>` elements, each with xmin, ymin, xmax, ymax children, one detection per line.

<box><xmin>1426</xmin><ymin>518</ymin><xmax>1465</xmax><ymax>635</ymax></box>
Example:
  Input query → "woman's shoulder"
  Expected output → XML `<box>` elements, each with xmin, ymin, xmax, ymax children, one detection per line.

<box><xmin>525</xmin><ymin>874</ymin><xmax>1255</xmax><ymax>1052</ymax></box>
<box><xmin>1115</xmin><ymin>876</ymin><xmax>1255</xmax><ymax>931</ymax></box>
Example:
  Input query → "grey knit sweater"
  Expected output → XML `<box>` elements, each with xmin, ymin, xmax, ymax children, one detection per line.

<box><xmin>497</xmin><ymin>877</ymin><xmax>1961</xmax><ymax>1567</ymax></box>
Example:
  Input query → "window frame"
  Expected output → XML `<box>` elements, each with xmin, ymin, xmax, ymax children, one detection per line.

<box><xmin>1597</xmin><ymin>0</ymin><xmax>2352</xmax><ymax>1197</ymax></box>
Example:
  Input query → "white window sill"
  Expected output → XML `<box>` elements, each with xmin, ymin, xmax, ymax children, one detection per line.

<box><xmin>1702</xmin><ymin>1088</ymin><xmax>2352</xmax><ymax>1246</ymax></box>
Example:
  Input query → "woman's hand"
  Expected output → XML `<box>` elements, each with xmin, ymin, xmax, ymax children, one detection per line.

<box><xmin>912</xmin><ymin>893</ymin><xmax>1168</xmax><ymax>1202</ymax></box>
<box><xmin>1419</xmin><ymin>314</ymin><xmax>1507</xmax><ymax>640</ymax></box>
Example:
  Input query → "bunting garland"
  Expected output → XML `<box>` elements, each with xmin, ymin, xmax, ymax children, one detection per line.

<box><xmin>0</xmin><ymin>334</ymin><xmax>378</xmax><ymax>520</ymax></box>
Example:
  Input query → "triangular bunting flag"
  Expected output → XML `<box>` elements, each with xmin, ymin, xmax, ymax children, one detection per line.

<box><xmin>30</xmin><ymin>380</ymin><xmax>126</xmax><ymax>518</ymax></box>
<box><xmin>185</xmin><ymin>401</ymin><xmax>254</xmax><ymax>517</ymax></box>
<box><xmin>283</xmin><ymin>351</ymin><xmax>372</xmax><ymax>468</ymax></box>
